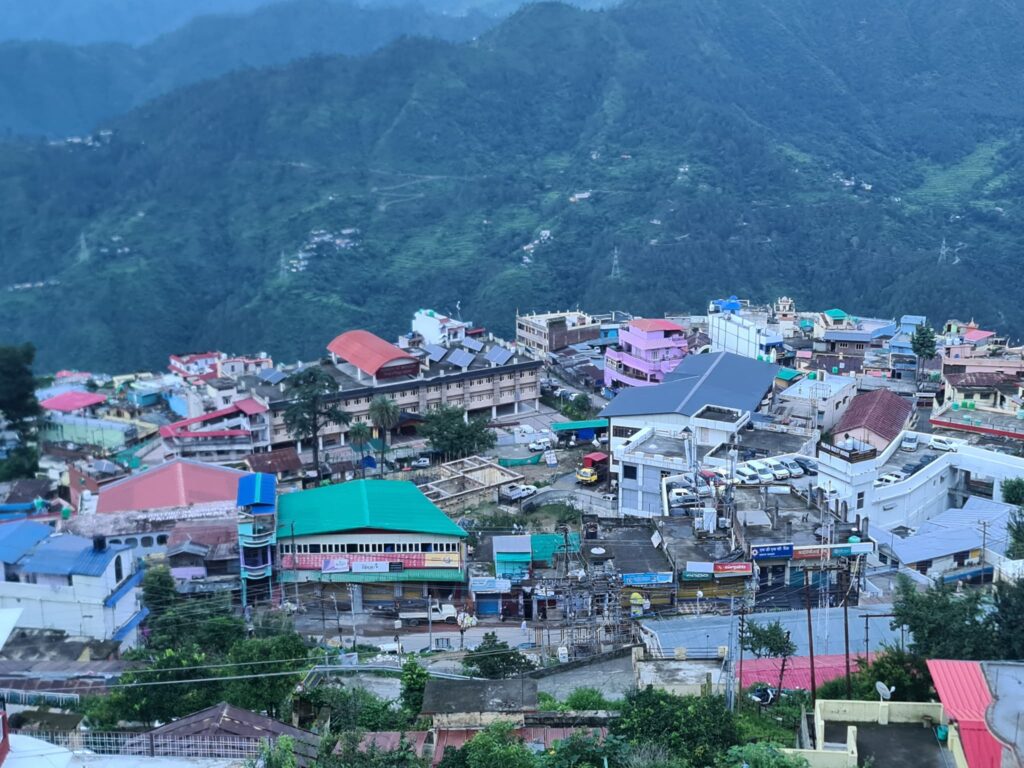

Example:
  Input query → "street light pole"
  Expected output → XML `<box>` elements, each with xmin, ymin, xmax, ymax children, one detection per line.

<box><xmin>347</xmin><ymin>584</ymin><xmax>358</xmax><ymax>649</ymax></box>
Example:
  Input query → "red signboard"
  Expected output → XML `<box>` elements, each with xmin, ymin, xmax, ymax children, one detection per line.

<box><xmin>713</xmin><ymin>562</ymin><xmax>753</xmax><ymax>576</ymax></box>
<box><xmin>792</xmin><ymin>547</ymin><xmax>829</xmax><ymax>560</ymax></box>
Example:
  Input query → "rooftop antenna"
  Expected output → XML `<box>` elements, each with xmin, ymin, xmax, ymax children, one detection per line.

<box><xmin>455</xmin><ymin>301</ymin><xmax>462</xmax><ymax>322</ymax></box>
<box><xmin>938</xmin><ymin>237</ymin><xmax>949</xmax><ymax>265</ymax></box>
<box><xmin>875</xmin><ymin>681</ymin><xmax>895</xmax><ymax>701</ymax></box>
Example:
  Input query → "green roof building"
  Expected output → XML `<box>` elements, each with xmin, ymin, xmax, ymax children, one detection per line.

<box><xmin>276</xmin><ymin>480</ymin><xmax>467</xmax><ymax>591</ymax></box>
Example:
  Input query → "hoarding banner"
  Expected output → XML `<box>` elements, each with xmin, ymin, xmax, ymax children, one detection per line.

<box><xmin>321</xmin><ymin>558</ymin><xmax>350</xmax><ymax>573</ymax></box>
<box><xmin>751</xmin><ymin>543</ymin><xmax>794</xmax><ymax>560</ymax></box>
<box><xmin>622</xmin><ymin>572</ymin><xmax>673</xmax><ymax>586</ymax></box>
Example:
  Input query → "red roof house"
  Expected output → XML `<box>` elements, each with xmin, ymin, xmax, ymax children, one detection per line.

<box><xmin>327</xmin><ymin>330</ymin><xmax>418</xmax><ymax>379</ymax></box>
<box><xmin>927</xmin><ymin>660</ymin><xmax>1005</xmax><ymax>768</ymax></box>
<box><xmin>39</xmin><ymin>391</ymin><xmax>107</xmax><ymax>413</ymax></box>
<box><xmin>740</xmin><ymin>653</ymin><xmax>874</xmax><ymax>691</ymax></box>
<box><xmin>833</xmin><ymin>389</ymin><xmax>913</xmax><ymax>450</ymax></box>
<box><xmin>96</xmin><ymin>459</ymin><xmax>249</xmax><ymax>514</ymax></box>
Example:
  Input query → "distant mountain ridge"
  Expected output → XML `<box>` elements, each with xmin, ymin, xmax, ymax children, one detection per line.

<box><xmin>1</xmin><ymin>0</ymin><xmax>1023</xmax><ymax>371</ymax></box>
<box><xmin>0</xmin><ymin>0</ymin><xmax>498</xmax><ymax>137</ymax></box>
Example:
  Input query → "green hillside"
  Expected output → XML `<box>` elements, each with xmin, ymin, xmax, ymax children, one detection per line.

<box><xmin>2</xmin><ymin>0</ymin><xmax>1023</xmax><ymax>371</ymax></box>
<box><xmin>0</xmin><ymin>0</ymin><xmax>498</xmax><ymax>137</ymax></box>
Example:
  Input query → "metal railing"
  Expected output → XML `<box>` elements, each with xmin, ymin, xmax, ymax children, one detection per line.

<box><xmin>13</xmin><ymin>731</ymin><xmax>267</xmax><ymax>758</ymax></box>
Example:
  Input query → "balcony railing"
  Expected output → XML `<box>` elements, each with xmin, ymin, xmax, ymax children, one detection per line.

<box><xmin>14</xmin><ymin>731</ymin><xmax>266</xmax><ymax>758</ymax></box>
<box><xmin>817</xmin><ymin>441</ymin><xmax>877</xmax><ymax>463</ymax></box>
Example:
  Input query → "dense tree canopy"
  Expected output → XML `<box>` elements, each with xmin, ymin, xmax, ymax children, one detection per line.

<box><xmin>420</xmin><ymin>406</ymin><xmax>497</xmax><ymax>461</ymax></box>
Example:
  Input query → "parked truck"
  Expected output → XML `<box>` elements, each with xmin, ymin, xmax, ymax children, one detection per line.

<box><xmin>576</xmin><ymin>451</ymin><xmax>609</xmax><ymax>485</ymax></box>
<box><xmin>398</xmin><ymin>601</ymin><xmax>458</xmax><ymax>626</ymax></box>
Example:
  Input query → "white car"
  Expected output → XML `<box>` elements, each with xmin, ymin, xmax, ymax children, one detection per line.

<box><xmin>874</xmin><ymin>471</ymin><xmax>907</xmax><ymax>487</ymax></box>
<box><xmin>527</xmin><ymin>441</ymin><xmax>550</xmax><ymax>452</ymax></box>
<box><xmin>410</xmin><ymin>457</ymin><xmax>431</xmax><ymax>468</ymax></box>
<box><xmin>781</xmin><ymin>458</ymin><xmax>804</xmax><ymax>477</ymax></box>
<box><xmin>762</xmin><ymin>458</ymin><xmax>790</xmax><ymax>481</ymax></box>
<box><xmin>929</xmin><ymin>435</ymin><xmax>960</xmax><ymax>452</ymax></box>
<box><xmin>900</xmin><ymin>434</ymin><xmax>919</xmax><ymax>452</ymax></box>
<box><xmin>746</xmin><ymin>461</ymin><xmax>776</xmax><ymax>484</ymax></box>
<box><xmin>734</xmin><ymin>466</ymin><xmax>761</xmax><ymax>485</ymax></box>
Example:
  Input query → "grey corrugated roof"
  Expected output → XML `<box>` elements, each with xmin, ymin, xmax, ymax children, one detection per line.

<box><xmin>600</xmin><ymin>352</ymin><xmax>779</xmax><ymax>418</ymax></box>
<box><xmin>881</xmin><ymin>496</ymin><xmax>1011</xmax><ymax>564</ymax></box>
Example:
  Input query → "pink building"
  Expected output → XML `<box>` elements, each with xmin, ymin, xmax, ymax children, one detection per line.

<box><xmin>604</xmin><ymin>318</ymin><xmax>688</xmax><ymax>389</ymax></box>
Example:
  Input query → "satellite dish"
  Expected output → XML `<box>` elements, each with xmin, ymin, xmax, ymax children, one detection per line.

<box><xmin>696</xmin><ymin>590</ymin><xmax>704</xmax><ymax>599</ymax></box>
<box><xmin>875</xmin><ymin>681</ymin><xmax>895</xmax><ymax>701</ymax></box>
<box><xmin>590</xmin><ymin>547</ymin><xmax>606</xmax><ymax>555</ymax></box>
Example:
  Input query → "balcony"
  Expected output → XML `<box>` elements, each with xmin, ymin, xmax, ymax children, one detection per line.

<box><xmin>818</xmin><ymin>440</ymin><xmax>877</xmax><ymax>464</ymax></box>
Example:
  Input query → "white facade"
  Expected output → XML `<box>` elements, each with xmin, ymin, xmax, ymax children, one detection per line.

<box><xmin>777</xmin><ymin>375</ymin><xmax>856</xmax><ymax>431</ymax></box>
<box><xmin>816</xmin><ymin>432</ymin><xmax>1024</xmax><ymax>531</ymax></box>
<box><xmin>709</xmin><ymin>312</ymin><xmax>783</xmax><ymax>362</ymax></box>
<box><xmin>412</xmin><ymin>309</ymin><xmax>470</xmax><ymax>346</ymax></box>
<box><xmin>0</xmin><ymin>545</ymin><xmax>143</xmax><ymax>648</ymax></box>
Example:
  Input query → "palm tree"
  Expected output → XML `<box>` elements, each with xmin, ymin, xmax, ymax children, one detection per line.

<box><xmin>348</xmin><ymin>421</ymin><xmax>372</xmax><ymax>479</ymax></box>
<box><xmin>368</xmin><ymin>395</ymin><xmax>400</xmax><ymax>477</ymax></box>
<box><xmin>282</xmin><ymin>367</ymin><xmax>351</xmax><ymax>484</ymax></box>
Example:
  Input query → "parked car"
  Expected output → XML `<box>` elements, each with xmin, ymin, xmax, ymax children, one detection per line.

<box><xmin>762</xmin><ymin>458</ymin><xmax>791</xmax><ymax>481</ymax></box>
<box><xmin>874</xmin><ymin>472</ymin><xmax>907</xmax><ymax>487</ymax></box>
<box><xmin>746</xmin><ymin>461</ymin><xmax>776</xmax><ymax>484</ymax></box>
<box><xmin>527</xmin><ymin>440</ymin><xmax>549</xmax><ymax>452</ymax></box>
<box><xmin>929</xmin><ymin>435</ymin><xmax>960</xmax><ymax>452</ymax></box>
<box><xmin>734</xmin><ymin>465</ymin><xmax>761</xmax><ymax>485</ymax></box>
<box><xmin>793</xmin><ymin>457</ymin><xmax>818</xmax><ymax>475</ymax></box>
<box><xmin>900</xmin><ymin>433</ymin><xmax>919</xmax><ymax>452</ymax></box>
<box><xmin>669</xmin><ymin>487</ymin><xmax>701</xmax><ymax>507</ymax></box>
<box><xmin>780</xmin><ymin>457</ymin><xmax>804</xmax><ymax>477</ymax></box>
<box><xmin>410</xmin><ymin>457</ymin><xmax>431</xmax><ymax>468</ymax></box>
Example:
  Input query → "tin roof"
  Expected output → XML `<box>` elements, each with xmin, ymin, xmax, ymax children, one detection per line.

<box><xmin>0</xmin><ymin>520</ymin><xmax>52</xmax><ymax>564</ymax></box>
<box><xmin>277</xmin><ymin>479</ymin><xmax>465</xmax><ymax>538</ymax></box>
<box><xmin>18</xmin><ymin>534</ymin><xmax>130</xmax><ymax>577</ymax></box>
<box><xmin>96</xmin><ymin>459</ymin><xmax>248</xmax><ymax>514</ymax></box>
<box><xmin>927</xmin><ymin>660</ymin><xmax>1003</xmax><ymax>768</ymax></box>
<box><xmin>326</xmin><ymin>330</ymin><xmax>416</xmax><ymax>375</ymax></box>
<box><xmin>39</xmin><ymin>390</ymin><xmax>107</xmax><ymax>412</ymax></box>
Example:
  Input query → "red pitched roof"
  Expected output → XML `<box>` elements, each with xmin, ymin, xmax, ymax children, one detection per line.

<box><xmin>234</xmin><ymin>398</ymin><xmax>268</xmax><ymax>415</ymax></box>
<box><xmin>927</xmin><ymin>660</ymin><xmax>1003</xmax><ymax>768</ymax></box>
<box><xmin>963</xmin><ymin>329</ymin><xmax>996</xmax><ymax>343</ymax></box>
<box><xmin>327</xmin><ymin>330</ymin><xmax>416</xmax><ymax>376</ymax></box>
<box><xmin>96</xmin><ymin>459</ymin><xmax>248</xmax><ymax>513</ymax></box>
<box><xmin>39</xmin><ymin>391</ymin><xmax>107</xmax><ymax>412</ymax></box>
<box><xmin>741</xmin><ymin>653</ymin><xmax>874</xmax><ymax>690</ymax></box>
<box><xmin>834</xmin><ymin>389</ymin><xmax>912</xmax><ymax>443</ymax></box>
<box><xmin>630</xmin><ymin>318</ymin><xmax>684</xmax><ymax>333</ymax></box>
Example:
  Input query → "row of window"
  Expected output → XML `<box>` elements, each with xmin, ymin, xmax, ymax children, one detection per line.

<box><xmin>612</xmin><ymin>425</ymin><xmax>640</xmax><ymax>439</ymax></box>
<box><xmin>109</xmin><ymin>534</ymin><xmax>168</xmax><ymax>548</ymax></box>
<box><xmin>281</xmin><ymin>541</ymin><xmax>460</xmax><ymax>555</ymax></box>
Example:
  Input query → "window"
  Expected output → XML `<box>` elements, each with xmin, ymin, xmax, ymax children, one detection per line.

<box><xmin>422</xmin><ymin>543</ymin><xmax>434</xmax><ymax>553</ymax></box>
<box><xmin>915</xmin><ymin>560</ymin><xmax>932</xmax><ymax>574</ymax></box>
<box><xmin>280</xmin><ymin>544</ymin><xmax>290</xmax><ymax>554</ymax></box>
<box><xmin>954</xmin><ymin>551</ymin><xmax>969</xmax><ymax>567</ymax></box>
<box><xmin>623</xmin><ymin>465</ymin><xmax>637</xmax><ymax>480</ymax></box>
<box><xmin>141</xmin><ymin>536</ymin><xmax>153</xmax><ymax>548</ymax></box>
<box><xmin>612</xmin><ymin>425</ymin><xmax>640</xmax><ymax>439</ymax></box>
<box><xmin>157</xmin><ymin>535</ymin><xmax>168</xmax><ymax>545</ymax></box>
<box><xmin>114</xmin><ymin>556</ymin><xmax>123</xmax><ymax>583</ymax></box>
<box><xmin>856</xmin><ymin>491</ymin><xmax>865</xmax><ymax>510</ymax></box>
<box><xmin>308</xmin><ymin>544</ymin><xmax>321</xmax><ymax>554</ymax></box>
<box><xmin>125</xmin><ymin>537</ymin><xmax>138</xmax><ymax>547</ymax></box>
<box><xmin>346</xmin><ymin>543</ymin><xmax>358</xmax><ymax>553</ymax></box>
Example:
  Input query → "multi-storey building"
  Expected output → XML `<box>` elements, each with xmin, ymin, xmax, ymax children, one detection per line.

<box><xmin>276</xmin><ymin>479</ymin><xmax>467</xmax><ymax>610</ymax></box>
<box><xmin>0</xmin><ymin>521</ymin><xmax>146</xmax><ymax>649</ymax></box>
<box><xmin>515</xmin><ymin>310</ymin><xmax>601</xmax><ymax>357</ymax></box>
<box><xmin>236</xmin><ymin>472</ymin><xmax>277</xmax><ymax>605</ymax></box>
<box><xmin>246</xmin><ymin>328</ymin><xmax>541</xmax><ymax>459</ymax></box>
<box><xmin>604</xmin><ymin>318</ymin><xmax>688</xmax><ymax>389</ymax></box>
<box><xmin>159</xmin><ymin>396</ymin><xmax>271</xmax><ymax>463</ymax></box>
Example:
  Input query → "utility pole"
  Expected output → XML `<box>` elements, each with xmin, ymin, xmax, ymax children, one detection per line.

<box><xmin>804</xmin><ymin>570</ymin><xmax>817</xmax><ymax>705</ymax></box>
<box><xmin>737</xmin><ymin>605</ymin><xmax>746</xmax><ymax>701</ymax></box>
<box><xmin>427</xmin><ymin>595</ymin><xmax>434</xmax><ymax>652</ymax></box>
<box><xmin>843</xmin><ymin>559</ymin><xmax>852</xmax><ymax>700</ymax></box>
<box><xmin>981</xmin><ymin>521</ymin><xmax>988</xmax><ymax>582</ymax></box>
<box><xmin>290</xmin><ymin>522</ymin><xmax>299</xmax><ymax>604</ymax></box>
<box><xmin>347</xmin><ymin>584</ymin><xmax>358</xmax><ymax>649</ymax></box>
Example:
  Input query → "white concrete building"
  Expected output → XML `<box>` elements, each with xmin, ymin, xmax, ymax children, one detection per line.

<box><xmin>410</xmin><ymin>308</ymin><xmax>471</xmax><ymax>346</ymax></box>
<box><xmin>708</xmin><ymin>311</ymin><xmax>784</xmax><ymax>362</ymax></box>
<box><xmin>816</xmin><ymin>431</ymin><xmax>1024</xmax><ymax>531</ymax></box>
<box><xmin>777</xmin><ymin>373</ymin><xmax>857</xmax><ymax>432</ymax></box>
<box><xmin>0</xmin><ymin>521</ymin><xmax>145</xmax><ymax>649</ymax></box>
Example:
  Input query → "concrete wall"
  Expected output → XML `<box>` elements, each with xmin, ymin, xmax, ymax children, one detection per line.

<box><xmin>0</xmin><ymin>556</ymin><xmax>140</xmax><ymax>642</ymax></box>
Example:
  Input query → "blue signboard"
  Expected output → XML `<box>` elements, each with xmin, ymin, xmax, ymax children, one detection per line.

<box><xmin>622</xmin><ymin>572</ymin><xmax>673</xmax><ymax>586</ymax></box>
<box><xmin>751</xmin><ymin>543</ymin><xmax>794</xmax><ymax>560</ymax></box>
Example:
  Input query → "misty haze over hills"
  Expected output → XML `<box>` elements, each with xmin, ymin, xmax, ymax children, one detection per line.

<box><xmin>1</xmin><ymin>0</ymin><xmax>1022</xmax><ymax>371</ymax></box>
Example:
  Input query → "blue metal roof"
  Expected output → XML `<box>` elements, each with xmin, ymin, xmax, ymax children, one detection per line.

<box><xmin>236</xmin><ymin>472</ymin><xmax>276</xmax><ymax>508</ymax></box>
<box><xmin>0</xmin><ymin>520</ymin><xmax>52</xmax><ymax>564</ymax></box>
<box><xmin>18</xmin><ymin>534</ymin><xmax>131</xmax><ymax>577</ymax></box>
<box><xmin>600</xmin><ymin>352</ymin><xmax>779</xmax><ymax>418</ymax></box>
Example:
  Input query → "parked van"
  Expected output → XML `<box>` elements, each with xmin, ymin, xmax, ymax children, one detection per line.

<box><xmin>735</xmin><ymin>465</ymin><xmax>761</xmax><ymax>485</ymax></box>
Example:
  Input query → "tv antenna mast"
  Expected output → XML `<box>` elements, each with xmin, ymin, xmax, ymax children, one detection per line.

<box><xmin>610</xmin><ymin>246</ymin><xmax>621</xmax><ymax>279</ymax></box>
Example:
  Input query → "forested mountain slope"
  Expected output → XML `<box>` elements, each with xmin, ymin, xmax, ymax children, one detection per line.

<box><xmin>0</xmin><ymin>0</ymin><xmax>497</xmax><ymax>137</ymax></box>
<box><xmin>2</xmin><ymin>0</ymin><xmax>1022</xmax><ymax>370</ymax></box>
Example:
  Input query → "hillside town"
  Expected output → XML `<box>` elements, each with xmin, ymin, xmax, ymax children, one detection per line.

<box><xmin>0</xmin><ymin>296</ymin><xmax>1022</xmax><ymax>768</ymax></box>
